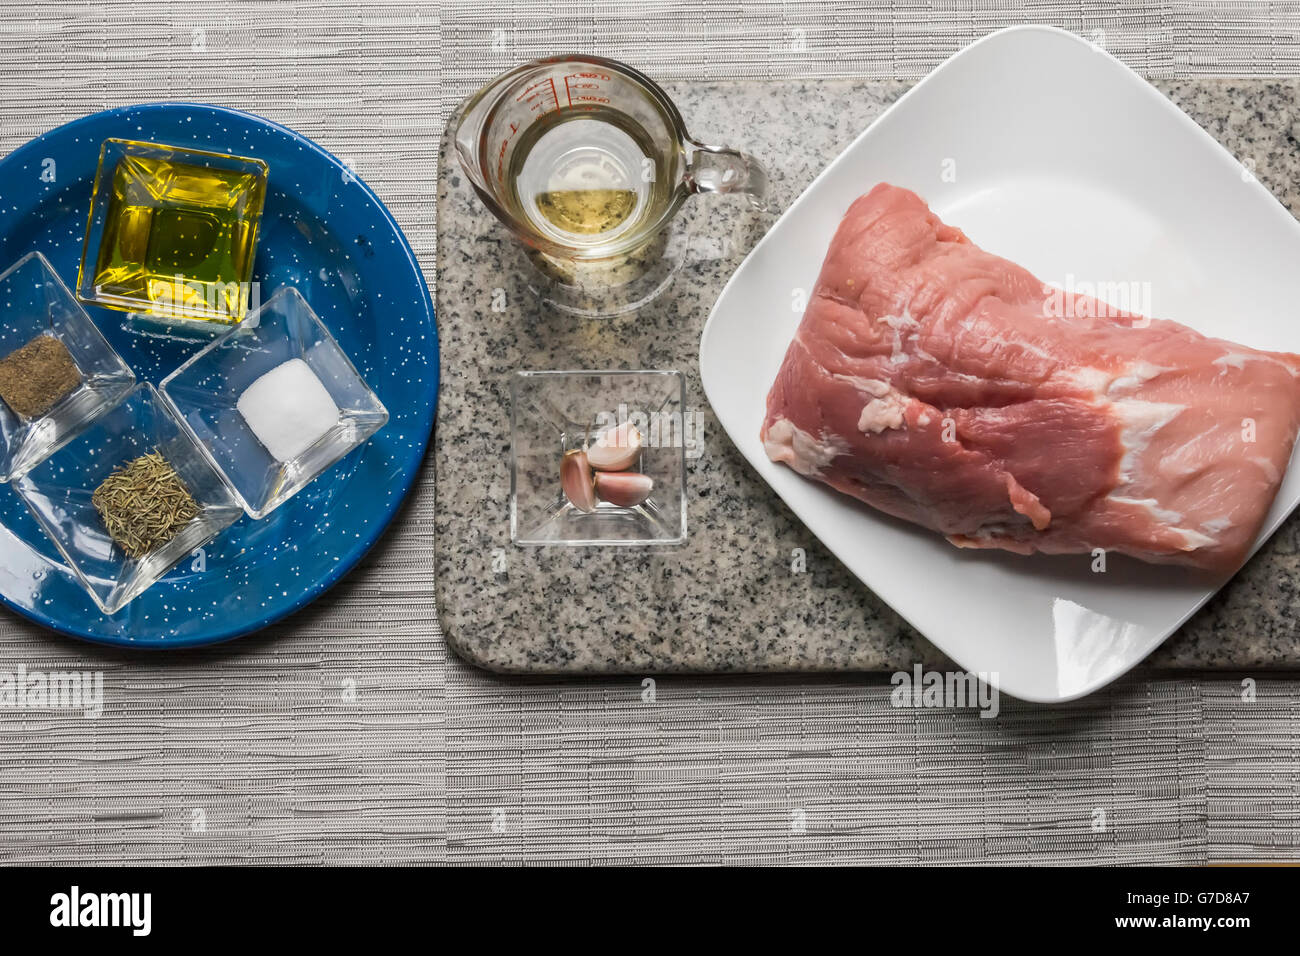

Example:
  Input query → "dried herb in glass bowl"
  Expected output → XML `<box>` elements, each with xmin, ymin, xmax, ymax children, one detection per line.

<box><xmin>91</xmin><ymin>451</ymin><xmax>200</xmax><ymax>559</ymax></box>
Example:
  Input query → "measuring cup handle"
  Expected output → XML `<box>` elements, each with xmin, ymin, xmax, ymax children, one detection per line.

<box><xmin>684</xmin><ymin>139</ymin><xmax>769</xmax><ymax>211</ymax></box>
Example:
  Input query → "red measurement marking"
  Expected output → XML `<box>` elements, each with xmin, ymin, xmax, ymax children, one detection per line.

<box><xmin>496</xmin><ymin>134</ymin><xmax>509</xmax><ymax>184</ymax></box>
<box><xmin>514</xmin><ymin>78</ymin><xmax>550</xmax><ymax>102</ymax></box>
<box><xmin>563</xmin><ymin>73</ymin><xmax>610</xmax><ymax>108</ymax></box>
<box><xmin>516</xmin><ymin>78</ymin><xmax>562</xmax><ymax>114</ymax></box>
<box><xmin>499</xmin><ymin>82</ymin><xmax>563</xmax><ymax>183</ymax></box>
<box><xmin>494</xmin><ymin>74</ymin><xmax>598</xmax><ymax>183</ymax></box>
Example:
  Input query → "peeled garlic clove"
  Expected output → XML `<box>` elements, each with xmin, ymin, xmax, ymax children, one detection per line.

<box><xmin>586</xmin><ymin>422</ymin><xmax>643</xmax><ymax>472</ymax></box>
<box><xmin>561</xmin><ymin>450</ymin><xmax>598</xmax><ymax>512</ymax></box>
<box><xmin>594</xmin><ymin>471</ymin><xmax>654</xmax><ymax>508</ymax></box>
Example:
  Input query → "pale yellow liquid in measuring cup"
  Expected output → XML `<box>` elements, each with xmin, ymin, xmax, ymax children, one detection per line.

<box><xmin>507</xmin><ymin>109</ymin><xmax>669</xmax><ymax>251</ymax></box>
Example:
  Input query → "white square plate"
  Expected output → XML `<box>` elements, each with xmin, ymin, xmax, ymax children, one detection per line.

<box><xmin>700</xmin><ymin>25</ymin><xmax>1300</xmax><ymax>702</ymax></box>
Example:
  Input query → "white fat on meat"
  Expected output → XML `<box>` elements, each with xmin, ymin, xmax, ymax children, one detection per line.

<box><xmin>826</xmin><ymin>375</ymin><xmax>910</xmax><ymax>434</ymax></box>
<box><xmin>1107</xmin><ymin>361</ymin><xmax>1168</xmax><ymax>394</ymax></box>
<box><xmin>1054</xmin><ymin>366</ymin><xmax>1112</xmax><ymax>393</ymax></box>
<box><xmin>830</xmin><ymin>373</ymin><xmax>892</xmax><ymax>395</ymax></box>
<box><xmin>1214</xmin><ymin>351</ymin><xmax>1300</xmax><ymax>376</ymax></box>
<box><xmin>1109</xmin><ymin>398</ymin><xmax>1185</xmax><ymax>485</ymax></box>
<box><xmin>1250</xmin><ymin>456</ymin><xmax>1281</xmax><ymax>484</ymax></box>
<box><xmin>1076</xmin><ymin>498</ymin><xmax>1215</xmax><ymax>553</ymax></box>
<box><xmin>1054</xmin><ymin>361</ymin><xmax>1167</xmax><ymax>397</ymax></box>
<box><xmin>762</xmin><ymin>418</ymin><xmax>849</xmax><ymax>477</ymax></box>
<box><xmin>856</xmin><ymin>382</ymin><xmax>908</xmax><ymax>434</ymax></box>
<box><xmin>877</xmin><ymin>310</ymin><xmax>917</xmax><ymax>365</ymax></box>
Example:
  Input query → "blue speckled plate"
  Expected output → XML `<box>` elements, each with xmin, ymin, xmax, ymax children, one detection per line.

<box><xmin>0</xmin><ymin>103</ymin><xmax>438</xmax><ymax>647</ymax></box>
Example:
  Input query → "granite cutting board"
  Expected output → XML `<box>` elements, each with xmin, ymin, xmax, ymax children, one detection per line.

<box><xmin>435</xmin><ymin>77</ymin><xmax>1300</xmax><ymax>674</ymax></box>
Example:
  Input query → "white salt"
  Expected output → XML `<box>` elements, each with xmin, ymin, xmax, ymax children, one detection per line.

<box><xmin>237</xmin><ymin>358</ymin><xmax>339</xmax><ymax>462</ymax></box>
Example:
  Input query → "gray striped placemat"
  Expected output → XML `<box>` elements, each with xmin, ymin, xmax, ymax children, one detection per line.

<box><xmin>1</xmin><ymin>0</ymin><xmax>1298</xmax><ymax>866</ymax></box>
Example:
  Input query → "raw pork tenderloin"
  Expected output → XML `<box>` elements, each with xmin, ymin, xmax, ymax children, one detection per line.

<box><xmin>761</xmin><ymin>183</ymin><xmax>1300</xmax><ymax>572</ymax></box>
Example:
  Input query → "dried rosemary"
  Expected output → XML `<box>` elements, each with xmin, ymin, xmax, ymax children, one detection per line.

<box><xmin>0</xmin><ymin>334</ymin><xmax>81</xmax><ymax>419</ymax></box>
<box><xmin>91</xmin><ymin>451</ymin><xmax>199</xmax><ymax>559</ymax></box>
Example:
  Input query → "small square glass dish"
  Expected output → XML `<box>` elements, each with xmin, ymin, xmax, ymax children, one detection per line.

<box><xmin>510</xmin><ymin>370</ymin><xmax>688</xmax><ymax>546</ymax></box>
<box><xmin>0</xmin><ymin>252</ymin><xmax>136</xmax><ymax>482</ymax></box>
<box><xmin>159</xmin><ymin>287</ymin><xmax>389</xmax><ymax>519</ymax></box>
<box><xmin>76</xmin><ymin>138</ymin><xmax>268</xmax><ymax>327</ymax></box>
<box><xmin>13</xmin><ymin>383</ymin><xmax>243</xmax><ymax>615</ymax></box>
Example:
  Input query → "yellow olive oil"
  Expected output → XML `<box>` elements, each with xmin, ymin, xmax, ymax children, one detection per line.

<box><xmin>507</xmin><ymin>109</ymin><xmax>669</xmax><ymax>252</ymax></box>
<box><xmin>534</xmin><ymin>188</ymin><xmax>639</xmax><ymax>235</ymax></box>
<box><xmin>92</xmin><ymin>154</ymin><xmax>266</xmax><ymax>323</ymax></box>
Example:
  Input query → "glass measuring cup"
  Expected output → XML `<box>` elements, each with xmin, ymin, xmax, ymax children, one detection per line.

<box><xmin>453</xmin><ymin>55</ymin><xmax>768</xmax><ymax>262</ymax></box>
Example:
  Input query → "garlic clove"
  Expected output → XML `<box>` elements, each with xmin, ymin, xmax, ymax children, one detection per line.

<box><xmin>586</xmin><ymin>422</ymin><xmax>643</xmax><ymax>472</ymax></box>
<box><xmin>560</xmin><ymin>450</ymin><xmax>598</xmax><ymax>512</ymax></box>
<box><xmin>594</xmin><ymin>471</ymin><xmax>654</xmax><ymax>508</ymax></box>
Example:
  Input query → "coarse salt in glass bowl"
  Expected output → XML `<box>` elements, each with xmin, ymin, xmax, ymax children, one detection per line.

<box><xmin>159</xmin><ymin>286</ymin><xmax>389</xmax><ymax>519</ymax></box>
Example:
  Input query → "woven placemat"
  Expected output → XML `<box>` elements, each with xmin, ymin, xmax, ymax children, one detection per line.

<box><xmin>1</xmin><ymin>0</ymin><xmax>1297</xmax><ymax>866</ymax></box>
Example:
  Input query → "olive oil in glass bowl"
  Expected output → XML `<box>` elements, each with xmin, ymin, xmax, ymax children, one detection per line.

<box><xmin>77</xmin><ymin>139</ymin><xmax>268</xmax><ymax>328</ymax></box>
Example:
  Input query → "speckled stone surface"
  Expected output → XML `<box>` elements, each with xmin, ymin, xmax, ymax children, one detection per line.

<box><xmin>436</xmin><ymin>77</ymin><xmax>1300</xmax><ymax>673</ymax></box>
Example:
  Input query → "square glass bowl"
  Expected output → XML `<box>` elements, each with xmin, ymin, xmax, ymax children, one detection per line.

<box><xmin>0</xmin><ymin>252</ymin><xmax>135</xmax><ymax>482</ymax></box>
<box><xmin>13</xmin><ymin>383</ymin><xmax>243</xmax><ymax>615</ymax></box>
<box><xmin>76</xmin><ymin>138</ymin><xmax>268</xmax><ymax>327</ymax></box>
<box><xmin>159</xmin><ymin>287</ymin><xmax>389</xmax><ymax>519</ymax></box>
<box><xmin>510</xmin><ymin>370</ymin><xmax>688</xmax><ymax>546</ymax></box>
